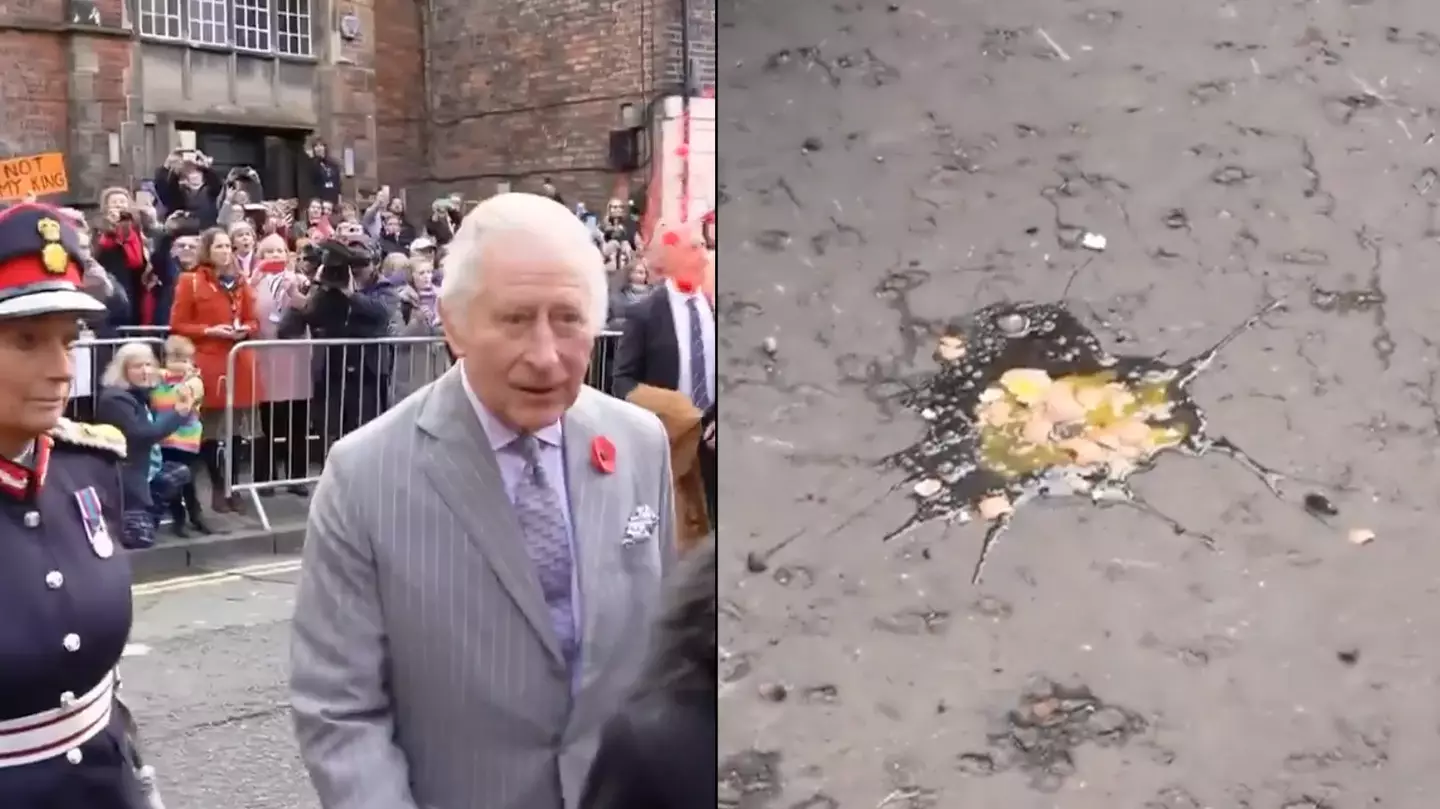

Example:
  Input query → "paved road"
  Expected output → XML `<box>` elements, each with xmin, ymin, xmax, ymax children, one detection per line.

<box><xmin>124</xmin><ymin>559</ymin><xmax>316</xmax><ymax>809</ymax></box>
<box><xmin>719</xmin><ymin>0</ymin><xmax>1440</xmax><ymax>807</ymax></box>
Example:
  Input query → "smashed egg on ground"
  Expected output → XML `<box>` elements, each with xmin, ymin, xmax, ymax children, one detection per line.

<box><xmin>978</xmin><ymin>368</ymin><xmax>1189</xmax><ymax>482</ymax></box>
<box><xmin>883</xmin><ymin>299</ymin><xmax>1284</xmax><ymax>583</ymax></box>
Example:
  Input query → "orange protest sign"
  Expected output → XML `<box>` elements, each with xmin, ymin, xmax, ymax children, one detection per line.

<box><xmin>0</xmin><ymin>153</ymin><xmax>69</xmax><ymax>202</ymax></box>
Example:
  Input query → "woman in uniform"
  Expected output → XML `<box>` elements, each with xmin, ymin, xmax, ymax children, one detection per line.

<box><xmin>0</xmin><ymin>202</ymin><xmax>151</xmax><ymax>808</ymax></box>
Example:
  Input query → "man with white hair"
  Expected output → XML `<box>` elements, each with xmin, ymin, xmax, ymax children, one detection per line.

<box><xmin>290</xmin><ymin>192</ymin><xmax>676</xmax><ymax>809</ymax></box>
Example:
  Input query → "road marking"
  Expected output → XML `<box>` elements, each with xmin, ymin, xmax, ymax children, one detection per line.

<box><xmin>131</xmin><ymin>559</ymin><xmax>303</xmax><ymax>596</ymax></box>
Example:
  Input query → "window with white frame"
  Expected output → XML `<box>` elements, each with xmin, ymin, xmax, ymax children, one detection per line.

<box><xmin>136</xmin><ymin>0</ymin><xmax>312</xmax><ymax>57</ymax></box>
<box><xmin>233</xmin><ymin>0</ymin><xmax>271</xmax><ymax>52</ymax></box>
<box><xmin>187</xmin><ymin>0</ymin><xmax>229</xmax><ymax>45</ymax></box>
<box><xmin>138</xmin><ymin>0</ymin><xmax>183</xmax><ymax>39</ymax></box>
<box><xmin>274</xmin><ymin>0</ymin><xmax>313</xmax><ymax>57</ymax></box>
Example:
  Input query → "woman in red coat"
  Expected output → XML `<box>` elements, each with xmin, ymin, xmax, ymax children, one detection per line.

<box><xmin>168</xmin><ymin>227</ymin><xmax>263</xmax><ymax>513</ymax></box>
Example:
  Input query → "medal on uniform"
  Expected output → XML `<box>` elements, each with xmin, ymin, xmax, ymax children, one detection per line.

<box><xmin>74</xmin><ymin>486</ymin><xmax>114</xmax><ymax>558</ymax></box>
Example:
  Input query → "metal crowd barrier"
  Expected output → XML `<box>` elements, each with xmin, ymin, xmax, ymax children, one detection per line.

<box><xmin>66</xmin><ymin>336</ymin><xmax>167</xmax><ymax>422</ymax></box>
<box><xmin>220</xmin><ymin>331</ymin><xmax>622</xmax><ymax>531</ymax></box>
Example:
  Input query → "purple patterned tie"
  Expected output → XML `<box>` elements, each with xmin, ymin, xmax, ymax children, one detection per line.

<box><xmin>510</xmin><ymin>435</ymin><xmax>579</xmax><ymax>669</ymax></box>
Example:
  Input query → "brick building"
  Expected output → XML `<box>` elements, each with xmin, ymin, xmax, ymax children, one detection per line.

<box><xmin>0</xmin><ymin>0</ymin><xmax>716</xmax><ymax>210</ymax></box>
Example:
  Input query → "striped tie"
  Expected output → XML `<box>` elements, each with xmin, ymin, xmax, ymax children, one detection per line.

<box><xmin>510</xmin><ymin>435</ymin><xmax>578</xmax><ymax>668</ymax></box>
<box><xmin>687</xmin><ymin>296</ymin><xmax>710</xmax><ymax>410</ymax></box>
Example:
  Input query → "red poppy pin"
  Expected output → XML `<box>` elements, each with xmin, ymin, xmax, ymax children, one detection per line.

<box><xmin>674</xmin><ymin>278</ymin><xmax>697</xmax><ymax>294</ymax></box>
<box><xmin>661</xmin><ymin>231</ymin><xmax>681</xmax><ymax>247</ymax></box>
<box><xmin>590</xmin><ymin>435</ymin><xmax>616</xmax><ymax>474</ymax></box>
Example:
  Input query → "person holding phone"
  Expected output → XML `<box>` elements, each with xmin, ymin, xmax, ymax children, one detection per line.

<box><xmin>154</xmin><ymin>148</ymin><xmax>222</xmax><ymax>228</ymax></box>
<box><xmin>93</xmin><ymin>188</ymin><xmax>153</xmax><ymax>327</ymax></box>
<box><xmin>167</xmin><ymin>226</ymin><xmax>264</xmax><ymax>514</ymax></box>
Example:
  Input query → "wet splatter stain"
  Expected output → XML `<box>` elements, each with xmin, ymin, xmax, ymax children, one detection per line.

<box><xmin>719</xmin><ymin>749</ymin><xmax>784</xmax><ymax>809</ymax></box>
<box><xmin>1310</xmin><ymin>284</ymin><xmax>1385</xmax><ymax>314</ymax></box>
<box><xmin>882</xmin><ymin>299</ymin><xmax>1285</xmax><ymax>582</ymax></box>
<box><xmin>957</xmin><ymin>678</ymin><xmax>1148</xmax><ymax>792</ymax></box>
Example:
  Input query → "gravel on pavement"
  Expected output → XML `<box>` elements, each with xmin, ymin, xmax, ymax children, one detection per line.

<box><xmin>123</xmin><ymin>564</ymin><xmax>315</xmax><ymax>809</ymax></box>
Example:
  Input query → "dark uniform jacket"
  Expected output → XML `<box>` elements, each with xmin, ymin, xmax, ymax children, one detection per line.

<box><xmin>0</xmin><ymin>419</ymin><xmax>148</xmax><ymax>809</ymax></box>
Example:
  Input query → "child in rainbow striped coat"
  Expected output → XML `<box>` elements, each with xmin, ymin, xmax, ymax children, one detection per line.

<box><xmin>152</xmin><ymin>336</ymin><xmax>211</xmax><ymax>537</ymax></box>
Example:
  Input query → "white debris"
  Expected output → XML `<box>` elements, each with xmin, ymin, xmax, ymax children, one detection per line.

<box><xmin>912</xmin><ymin>479</ymin><xmax>943</xmax><ymax>498</ymax></box>
<box><xmin>761</xmin><ymin>336</ymin><xmax>779</xmax><ymax>356</ymax></box>
<box><xmin>920</xmin><ymin>408</ymin><xmax>938</xmax><ymax>421</ymax></box>
<box><xmin>1036</xmin><ymin>27</ymin><xmax>1071</xmax><ymax>61</ymax></box>
<box><xmin>1081</xmin><ymin>232</ymin><xmax>1107</xmax><ymax>251</ymax></box>
<box><xmin>1347</xmin><ymin>528</ymin><xmax>1376</xmax><ymax>546</ymax></box>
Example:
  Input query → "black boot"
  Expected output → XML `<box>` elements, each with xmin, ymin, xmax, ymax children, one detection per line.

<box><xmin>167</xmin><ymin>500</ymin><xmax>189</xmax><ymax>538</ymax></box>
<box><xmin>180</xmin><ymin>481</ymin><xmax>213</xmax><ymax>534</ymax></box>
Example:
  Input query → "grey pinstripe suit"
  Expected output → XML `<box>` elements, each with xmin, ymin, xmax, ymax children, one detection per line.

<box><xmin>290</xmin><ymin>365</ymin><xmax>675</xmax><ymax>809</ymax></box>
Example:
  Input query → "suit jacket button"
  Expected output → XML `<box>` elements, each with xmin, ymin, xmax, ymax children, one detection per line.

<box><xmin>65</xmin><ymin>748</ymin><xmax>83</xmax><ymax>764</ymax></box>
<box><xmin>62</xmin><ymin>633</ymin><xmax>80</xmax><ymax>652</ymax></box>
<box><xmin>23</xmin><ymin>511</ymin><xmax>40</xmax><ymax>528</ymax></box>
<box><xmin>45</xmin><ymin>571</ymin><xmax>63</xmax><ymax>589</ymax></box>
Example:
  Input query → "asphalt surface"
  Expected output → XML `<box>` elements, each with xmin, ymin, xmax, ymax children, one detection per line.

<box><xmin>719</xmin><ymin>0</ymin><xmax>1440</xmax><ymax>807</ymax></box>
<box><xmin>124</xmin><ymin>560</ymin><xmax>316</xmax><ymax>809</ymax></box>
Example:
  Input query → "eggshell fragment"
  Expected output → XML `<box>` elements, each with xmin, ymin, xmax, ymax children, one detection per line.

<box><xmin>913</xmin><ymin>479</ymin><xmax>943</xmax><ymax>498</ymax></box>
<box><xmin>936</xmin><ymin>335</ymin><xmax>968</xmax><ymax>362</ymax></box>
<box><xmin>1000</xmin><ymin>368</ymin><xmax>1053</xmax><ymax>405</ymax></box>
<box><xmin>1347</xmin><ymin>528</ymin><xmax>1376</xmax><ymax>546</ymax></box>
<box><xmin>978</xmin><ymin>495</ymin><xmax>1014</xmax><ymax>520</ymax></box>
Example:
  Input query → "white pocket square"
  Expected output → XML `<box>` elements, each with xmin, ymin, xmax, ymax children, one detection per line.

<box><xmin>623</xmin><ymin>504</ymin><xmax>659</xmax><ymax>545</ymax></box>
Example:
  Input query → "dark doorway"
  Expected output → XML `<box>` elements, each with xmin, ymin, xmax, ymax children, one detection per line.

<box><xmin>180</xmin><ymin>123</ymin><xmax>310</xmax><ymax>201</ymax></box>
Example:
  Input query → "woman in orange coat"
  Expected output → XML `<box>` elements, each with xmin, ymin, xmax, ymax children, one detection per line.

<box><xmin>168</xmin><ymin>227</ymin><xmax>264</xmax><ymax>513</ymax></box>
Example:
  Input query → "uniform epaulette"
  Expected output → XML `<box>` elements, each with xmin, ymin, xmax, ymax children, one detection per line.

<box><xmin>49</xmin><ymin>418</ymin><xmax>127</xmax><ymax>459</ymax></box>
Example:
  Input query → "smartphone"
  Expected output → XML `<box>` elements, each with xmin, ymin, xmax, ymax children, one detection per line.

<box><xmin>180</xmin><ymin>150</ymin><xmax>197</xmax><ymax>163</ymax></box>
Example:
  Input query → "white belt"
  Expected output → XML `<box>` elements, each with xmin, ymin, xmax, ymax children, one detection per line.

<box><xmin>0</xmin><ymin>672</ymin><xmax>115</xmax><ymax>767</ymax></box>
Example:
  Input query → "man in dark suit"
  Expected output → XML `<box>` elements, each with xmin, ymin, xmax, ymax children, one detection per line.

<box><xmin>611</xmin><ymin>240</ymin><xmax>717</xmax><ymax>518</ymax></box>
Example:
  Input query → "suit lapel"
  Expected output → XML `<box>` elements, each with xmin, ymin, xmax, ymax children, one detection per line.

<box><xmin>650</xmin><ymin>290</ymin><xmax>682</xmax><ymax>390</ymax></box>
<box><xmin>416</xmin><ymin>367</ymin><xmax>563</xmax><ymax>664</ymax></box>
<box><xmin>563</xmin><ymin>389</ymin><xmax>627</xmax><ymax>677</ymax></box>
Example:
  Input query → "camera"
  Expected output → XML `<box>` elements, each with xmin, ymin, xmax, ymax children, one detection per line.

<box><xmin>314</xmin><ymin>239</ymin><xmax>370</xmax><ymax>289</ymax></box>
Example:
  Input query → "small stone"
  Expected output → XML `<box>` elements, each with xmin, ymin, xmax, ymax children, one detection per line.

<box><xmin>920</xmin><ymin>408</ymin><xmax>938</xmax><ymax>420</ymax></box>
<box><xmin>1337</xmin><ymin>648</ymin><xmax>1360</xmax><ymax>665</ymax></box>
<box><xmin>761</xmin><ymin>336</ymin><xmax>779</xmax><ymax>356</ymax></box>
<box><xmin>801</xmin><ymin>136</ymin><xmax>823</xmax><ymax>152</ymax></box>
<box><xmin>758</xmin><ymin>682</ymin><xmax>788</xmax><ymax>702</ymax></box>
<box><xmin>803</xmin><ymin>683</ymin><xmax>840</xmax><ymax>703</ymax></box>
<box><xmin>1081</xmin><ymin>232</ymin><xmax>1107</xmax><ymax>251</ymax></box>
<box><xmin>1303</xmin><ymin>492</ymin><xmax>1339</xmax><ymax>517</ymax></box>
<box><xmin>1030</xmin><ymin>698</ymin><xmax>1058</xmax><ymax>719</ymax></box>
<box><xmin>745</xmin><ymin>552</ymin><xmax>769</xmax><ymax>573</ymax></box>
<box><xmin>875</xmin><ymin>155</ymin><xmax>885</xmax><ymax>163</ymax></box>
<box><xmin>887</xmin><ymin>1</ymin><xmax>900</xmax><ymax>10</ymax></box>
<box><xmin>955</xmin><ymin>752</ymin><xmax>994</xmax><ymax>775</ymax></box>
<box><xmin>913</xmin><ymin>479</ymin><xmax>943</xmax><ymax>498</ymax></box>
<box><xmin>1347</xmin><ymin>527</ymin><xmax>1376</xmax><ymax>545</ymax></box>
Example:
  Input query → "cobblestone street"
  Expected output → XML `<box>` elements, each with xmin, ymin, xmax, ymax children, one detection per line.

<box><xmin>718</xmin><ymin>0</ymin><xmax>1440</xmax><ymax>806</ymax></box>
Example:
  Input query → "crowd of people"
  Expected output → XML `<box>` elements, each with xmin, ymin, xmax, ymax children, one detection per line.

<box><xmin>52</xmin><ymin>142</ymin><xmax>719</xmax><ymax>550</ymax></box>
<box><xmin>0</xmin><ymin>170</ymin><xmax>718</xmax><ymax>806</ymax></box>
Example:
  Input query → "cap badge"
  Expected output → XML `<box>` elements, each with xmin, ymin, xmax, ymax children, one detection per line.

<box><xmin>37</xmin><ymin>218</ymin><xmax>67</xmax><ymax>275</ymax></box>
